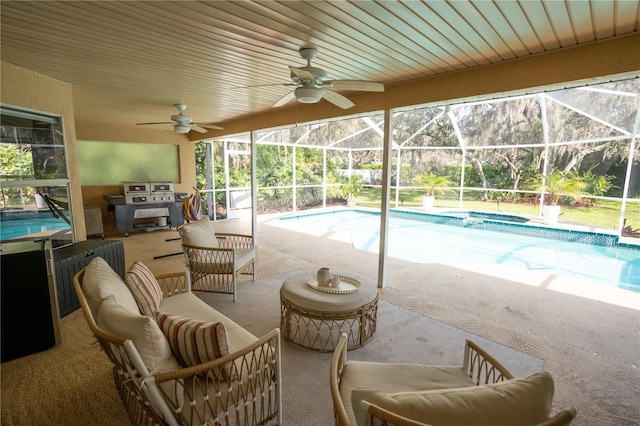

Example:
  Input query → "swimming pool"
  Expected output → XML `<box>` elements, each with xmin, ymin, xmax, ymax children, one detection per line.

<box><xmin>0</xmin><ymin>210</ymin><xmax>71</xmax><ymax>240</ymax></box>
<box><xmin>280</xmin><ymin>209</ymin><xmax>640</xmax><ymax>293</ymax></box>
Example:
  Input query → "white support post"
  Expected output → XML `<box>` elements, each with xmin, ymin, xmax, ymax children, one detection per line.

<box><xmin>618</xmin><ymin>96</ymin><xmax>640</xmax><ymax>234</ymax></box>
<box><xmin>251</xmin><ymin>131</ymin><xmax>258</xmax><ymax>248</ymax></box>
<box><xmin>395</xmin><ymin>146</ymin><xmax>401</xmax><ymax>208</ymax></box>
<box><xmin>448</xmin><ymin>108</ymin><xmax>465</xmax><ymax>208</ymax></box>
<box><xmin>224</xmin><ymin>140</ymin><xmax>231</xmax><ymax>218</ymax></box>
<box><xmin>539</xmin><ymin>94</ymin><xmax>551</xmax><ymax>214</ymax></box>
<box><xmin>292</xmin><ymin>145</ymin><xmax>297</xmax><ymax>211</ymax></box>
<box><xmin>323</xmin><ymin>148</ymin><xmax>327</xmax><ymax>208</ymax></box>
<box><xmin>377</xmin><ymin>109</ymin><xmax>393</xmax><ymax>289</ymax></box>
<box><xmin>205</xmin><ymin>141</ymin><xmax>215</xmax><ymax>220</ymax></box>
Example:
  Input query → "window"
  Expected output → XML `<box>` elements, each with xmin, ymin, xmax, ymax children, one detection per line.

<box><xmin>0</xmin><ymin>107</ymin><xmax>72</xmax><ymax>243</ymax></box>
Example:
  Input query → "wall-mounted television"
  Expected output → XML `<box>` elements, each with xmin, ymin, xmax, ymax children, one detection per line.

<box><xmin>77</xmin><ymin>141</ymin><xmax>179</xmax><ymax>185</ymax></box>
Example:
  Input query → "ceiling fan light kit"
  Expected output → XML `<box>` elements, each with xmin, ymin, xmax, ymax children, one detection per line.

<box><xmin>295</xmin><ymin>87</ymin><xmax>323</xmax><ymax>103</ymax></box>
<box><xmin>174</xmin><ymin>124</ymin><xmax>191</xmax><ymax>133</ymax></box>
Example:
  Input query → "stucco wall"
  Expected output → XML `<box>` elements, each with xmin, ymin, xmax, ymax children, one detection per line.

<box><xmin>74</xmin><ymin>122</ymin><xmax>195</xmax><ymax>224</ymax></box>
<box><xmin>1</xmin><ymin>61</ymin><xmax>87</xmax><ymax>240</ymax></box>
<box><xmin>1</xmin><ymin>61</ymin><xmax>197</xmax><ymax>239</ymax></box>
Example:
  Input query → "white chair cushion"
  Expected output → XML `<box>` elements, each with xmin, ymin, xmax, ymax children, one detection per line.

<box><xmin>125</xmin><ymin>261</ymin><xmax>163</xmax><ymax>316</ymax></box>
<box><xmin>351</xmin><ymin>372</ymin><xmax>555</xmax><ymax>426</ymax></box>
<box><xmin>234</xmin><ymin>248</ymin><xmax>255</xmax><ymax>270</ymax></box>
<box><xmin>83</xmin><ymin>256</ymin><xmax>139</xmax><ymax>318</ymax></box>
<box><xmin>340</xmin><ymin>362</ymin><xmax>475</xmax><ymax>425</ymax></box>
<box><xmin>178</xmin><ymin>216</ymin><xmax>219</xmax><ymax>248</ymax></box>
<box><xmin>97</xmin><ymin>296</ymin><xmax>181</xmax><ymax>373</ymax></box>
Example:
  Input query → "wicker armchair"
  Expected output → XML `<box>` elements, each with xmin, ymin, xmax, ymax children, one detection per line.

<box><xmin>178</xmin><ymin>216</ymin><xmax>255</xmax><ymax>301</ymax></box>
<box><xmin>74</xmin><ymin>268</ymin><xmax>281</xmax><ymax>426</ymax></box>
<box><xmin>330</xmin><ymin>333</ymin><xmax>576</xmax><ymax>426</ymax></box>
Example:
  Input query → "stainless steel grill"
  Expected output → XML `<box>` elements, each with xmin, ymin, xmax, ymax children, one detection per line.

<box><xmin>149</xmin><ymin>181</ymin><xmax>175</xmax><ymax>203</ymax></box>
<box><xmin>121</xmin><ymin>181</ymin><xmax>174</xmax><ymax>204</ymax></box>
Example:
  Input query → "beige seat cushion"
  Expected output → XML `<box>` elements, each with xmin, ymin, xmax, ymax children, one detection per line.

<box><xmin>233</xmin><ymin>248</ymin><xmax>254</xmax><ymax>270</ymax></box>
<box><xmin>159</xmin><ymin>292</ymin><xmax>258</xmax><ymax>352</ymax></box>
<box><xmin>340</xmin><ymin>362</ymin><xmax>475</xmax><ymax>426</ymax></box>
<box><xmin>189</xmin><ymin>248</ymin><xmax>254</xmax><ymax>274</ymax></box>
<box><xmin>83</xmin><ymin>256</ymin><xmax>139</xmax><ymax>318</ymax></box>
<box><xmin>97</xmin><ymin>296</ymin><xmax>180</xmax><ymax>373</ymax></box>
<box><xmin>351</xmin><ymin>372</ymin><xmax>554</xmax><ymax>426</ymax></box>
<box><xmin>179</xmin><ymin>216</ymin><xmax>218</xmax><ymax>248</ymax></box>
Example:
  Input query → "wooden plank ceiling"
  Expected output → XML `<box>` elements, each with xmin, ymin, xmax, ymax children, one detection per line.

<box><xmin>1</xmin><ymin>1</ymin><xmax>639</xmax><ymax>131</ymax></box>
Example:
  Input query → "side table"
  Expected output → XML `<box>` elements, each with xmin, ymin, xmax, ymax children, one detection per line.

<box><xmin>280</xmin><ymin>270</ymin><xmax>378</xmax><ymax>352</ymax></box>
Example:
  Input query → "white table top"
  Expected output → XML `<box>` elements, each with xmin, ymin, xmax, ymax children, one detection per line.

<box><xmin>281</xmin><ymin>270</ymin><xmax>378</xmax><ymax>312</ymax></box>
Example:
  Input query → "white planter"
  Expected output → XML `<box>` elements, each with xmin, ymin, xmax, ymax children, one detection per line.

<box><xmin>35</xmin><ymin>193</ymin><xmax>49</xmax><ymax>209</ymax></box>
<box><xmin>542</xmin><ymin>205</ymin><xmax>561</xmax><ymax>225</ymax></box>
<box><xmin>347</xmin><ymin>195</ymin><xmax>356</xmax><ymax>208</ymax></box>
<box><xmin>422</xmin><ymin>195</ymin><xmax>435</xmax><ymax>211</ymax></box>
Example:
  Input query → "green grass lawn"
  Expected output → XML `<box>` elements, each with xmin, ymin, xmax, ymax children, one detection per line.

<box><xmin>354</xmin><ymin>187</ymin><xmax>638</xmax><ymax>232</ymax></box>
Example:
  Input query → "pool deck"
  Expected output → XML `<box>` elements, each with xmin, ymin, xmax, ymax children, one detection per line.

<box><xmin>269</xmin><ymin>208</ymin><xmax>640</xmax><ymax>310</ymax></box>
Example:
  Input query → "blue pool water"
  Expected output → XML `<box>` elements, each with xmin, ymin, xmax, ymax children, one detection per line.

<box><xmin>281</xmin><ymin>209</ymin><xmax>640</xmax><ymax>293</ymax></box>
<box><xmin>0</xmin><ymin>211</ymin><xmax>71</xmax><ymax>240</ymax></box>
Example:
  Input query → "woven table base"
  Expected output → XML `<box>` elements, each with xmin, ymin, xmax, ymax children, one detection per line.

<box><xmin>280</xmin><ymin>295</ymin><xmax>378</xmax><ymax>352</ymax></box>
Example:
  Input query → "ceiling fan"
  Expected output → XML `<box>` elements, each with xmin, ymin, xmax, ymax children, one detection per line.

<box><xmin>273</xmin><ymin>47</ymin><xmax>384</xmax><ymax>109</ymax></box>
<box><xmin>136</xmin><ymin>104</ymin><xmax>223</xmax><ymax>133</ymax></box>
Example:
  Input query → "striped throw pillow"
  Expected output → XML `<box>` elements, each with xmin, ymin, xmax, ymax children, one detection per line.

<box><xmin>125</xmin><ymin>261</ymin><xmax>163</xmax><ymax>316</ymax></box>
<box><xmin>156</xmin><ymin>312</ymin><xmax>231</xmax><ymax>379</ymax></box>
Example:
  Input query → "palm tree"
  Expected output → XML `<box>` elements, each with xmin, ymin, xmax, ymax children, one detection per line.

<box><xmin>413</xmin><ymin>171</ymin><xmax>453</xmax><ymax>197</ymax></box>
<box><xmin>529</xmin><ymin>169</ymin><xmax>586</xmax><ymax>224</ymax></box>
<box><xmin>535</xmin><ymin>170</ymin><xmax>586</xmax><ymax>206</ymax></box>
<box><xmin>413</xmin><ymin>171</ymin><xmax>453</xmax><ymax>210</ymax></box>
<box><xmin>342</xmin><ymin>175</ymin><xmax>364</xmax><ymax>207</ymax></box>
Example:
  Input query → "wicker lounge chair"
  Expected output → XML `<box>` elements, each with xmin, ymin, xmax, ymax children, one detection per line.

<box><xmin>330</xmin><ymin>333</ymin><xmax>576</xmax><ymax>426</ymax></box>
<box><xmin>178</xmin><ymin>216</ymin><xmax>254</xmax><ymax>301</ymax></box>
<box><xmin>74</xmin><ymin>259</ymin><xmax>281</xmax><ymax>425</ymax></box>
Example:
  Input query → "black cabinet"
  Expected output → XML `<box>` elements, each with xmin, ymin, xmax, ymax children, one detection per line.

<box><xmin>53</xmin><ymin>240</ymin><xmax>125</xmax><ymax>317</ymax></box>
<box><xmin>1</xmin><ymin>240</ymin><xmax>61</xmax><ymax>362</ymax></box>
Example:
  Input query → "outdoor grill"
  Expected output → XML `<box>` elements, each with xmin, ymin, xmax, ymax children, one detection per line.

<box><xmin>149</xmin><ymin>182</ymin><xmax>175</xmax><ymax>203</ymax></box>
<box><xmin>121</xmin><ymin>182</ymin><xmax>174</xmax><ymax>204</ymax></box>
<box><xmin>107</xmin><ymin>181</ymin><xmax>180</xmax><ymax>235</ymax></box>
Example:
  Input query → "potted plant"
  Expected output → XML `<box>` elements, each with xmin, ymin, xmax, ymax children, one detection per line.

<box><xmin>413</xmin><ymin>171</ymin><xmax>453</xmax><ymax>211</ymax></box>
<box><xmin>343</xmin><ymin>175</ymin><xmax>364</xmax><ymax>208</ymax></box>
<box><xmin>533</xmin><ymin>170</ymin><xmax>586</xmax><ymax>225</ymax></box>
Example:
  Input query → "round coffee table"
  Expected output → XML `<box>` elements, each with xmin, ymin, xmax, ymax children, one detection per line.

<box><xmin>280</xmin><ymin>270</ymin><xmax>378</xmax><ymax>352</ymax></box>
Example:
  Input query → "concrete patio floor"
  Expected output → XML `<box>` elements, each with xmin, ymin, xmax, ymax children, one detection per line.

<box><xmin>112</xmin><ymin>210</ymin><xmax>639</xmax><ymax>425</ymax></box>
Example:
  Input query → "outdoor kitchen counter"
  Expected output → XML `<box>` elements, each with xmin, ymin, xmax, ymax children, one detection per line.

<box><xmin>104</xmin><ymin>195</ymin><xmax>184</xmax><ymax>236</ymax></box>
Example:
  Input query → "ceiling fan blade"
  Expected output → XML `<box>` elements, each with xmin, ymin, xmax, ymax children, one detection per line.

<box><xmin>289</xmin><ymin>66</ymin><xmax>315</xmax><ymax>83</ymax></box>
<box><xmin>328</xmin><ymin>80</ymin><xmax>385</xmax><ymax>92</ymax></box>
<box><xmin>231</xmin><ymin>82</ymin><xmax>297</xmax><ymax>89</ymax></box>
<box><xmin>322</xmin><ymin>90</ymin><xmax>355</xmax><ymax>109</ymax></box>
<box><xmin>136</xmin><ymin>121</ymin><xmax>174</xmax><ymax>125</ymax></box>
<box><xmin>197</xmin><ymin>123</ymin><xmax>224</xmax><ymax>130</ymax></box>
<box><xmin>190</xmin><ymin>125</ymin><xmax>208</xmax><ymax>133</ymax></box>
<box><xmin>273</xmin><ymin>91</ymin><xmax>297</xmax><ymax>108</ymax></box>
